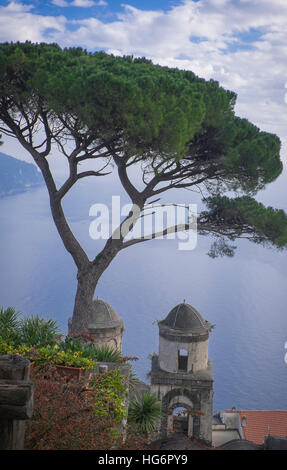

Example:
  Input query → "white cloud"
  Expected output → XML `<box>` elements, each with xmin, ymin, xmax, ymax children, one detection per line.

<box><xmin>0</xmin><ymin>2</ymin><xmax>66</xmax><ymax>43</ymax></box>
<box><xmin>52</xmin><ymin>0</ymin><xmax>69</xmax><ymax>7</ymax></box>
<box><xmin>73</xmin><ymin>0</ymin><xmax>96</xmax><ymax>6</ymax></box>
<box><xmin>52</xmin><ymin>0</ymin><xmax>107</xmax><ymax>7</ymax></box>
<box><xmin>5</xmin><ymin>1</ymin><xmax>34</xmax><ymax>12</ymax></box>
<box><xmin>0</xmin><ymin>0</ymin><xmax>287</xmax><ymax>161</ymax></box>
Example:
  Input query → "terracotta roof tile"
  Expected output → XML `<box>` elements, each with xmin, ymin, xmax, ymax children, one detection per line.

<box><xmin>224</xmin><ymin>410</ymin><xmax>287</xmax><ymax>445</ymax></box>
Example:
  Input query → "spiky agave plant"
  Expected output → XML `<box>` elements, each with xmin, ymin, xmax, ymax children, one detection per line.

<box><xmin>128</xmin><ymin>392</ymin><xmax>162</xmax><ymax>435</ymax></box>
<box><xmin>86</xmin><ymin>344</ymin><xmax>123</xmax><ymax>363</ymax></box>
<box><xmin>58</xmin><ymin>338</ymin><xmax>124</xmax><ymax>363</ymax></box>
<box><xmin>0</xmin><ymin>306</ymin><xmax>21</xmax><ymax>345</ymax></box>
<box><xmin>20</xmin><ymin>315</ymin><xmax>60</xmax><ymax>348</ymax></box>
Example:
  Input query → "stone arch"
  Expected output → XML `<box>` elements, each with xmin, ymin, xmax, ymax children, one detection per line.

<box><xmin>169</xmin><ymin>395</ymin><xmax>194</xmax><ymax>411</ymax></box>
<box><xmin>168</xmin><ymin>400</ymin><xmax>193</xmax><ymax>436</ymax></box>
<box><xmin>162</xmin><ymin>388</ymin><xmax>200</xmax><ymax>412</ymax></box>
<box><xmin>161</xmin><ymin>388</ymin><xmax>201</xmax><ymax>438</ymax></box>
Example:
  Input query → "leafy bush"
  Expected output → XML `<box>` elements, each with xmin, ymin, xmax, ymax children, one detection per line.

<box><xmin>20</xmin><ymin>315</ymin><xmax>60</xmax><ymax>348</ymax></box>
<box><xmin>25</xmin><ymin>366</ymin><xmax>119</xmax><ymax>450</ymax></box>
<box><xmin>128</xmin><ymin>369</ymin><xmax>141</xmax><ymax>392</ymax></box>
<box><xmin>86</xmin><ymin>344</ymin><xmax>123</xmax><ymax>363</ymax></box>
<box><xmin>29</xmin><ymin>346</ymin><xmax>95</xmax><ymax>369</ymax></box>
<box><xmin>128</xmin><ymin>393</ymin><xmax>162</xmax><ymax>435</ymax></box>
<box><xmin>0</xmin><ymin>306</ymin><xmax>136</xmax><ymax>372</ymax></box>
<box><xmin>58</xmin><ymin>337</ymin><xmax>125</xmax><ymax>363</ymax></box>
<box><xmin>25</xmin><ymin>365</ymin><xmax>150</xmax><ymax>450</ymax></box>
<box><xmin>0</xmin><ymin>306</ymin><xmax>21</xmax><ymax>345</ymax></box>
<box><xmin>0</xmin><ymin>306</ymin><xmax>60</xmax><ymax>348</ymax></box>
<box><xmin>90</xmin><ymin>369</ymin><xmax>127</xmax><ymax>422</ymax></box>
<box><xmin>0</xmin><ymin>339</ymin><xmax>31</xmax><ymax>357</ymax></box>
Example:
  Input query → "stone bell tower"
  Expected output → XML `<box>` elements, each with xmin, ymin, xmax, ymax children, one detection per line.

<box><xmin>150</xmin><ymin>301</ymin><xmax>214</xmax><ymax>445</ymax></box>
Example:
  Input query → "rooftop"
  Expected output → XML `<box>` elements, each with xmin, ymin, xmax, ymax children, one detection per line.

<box><xmin>224</xmin><ymin>410</ymin><xmax>287</xmax><ymax>445</ymax></box>
<box><xmin>159</xmin><ymin>302</ymin><xmax>212</xmax><ymax>334</ymax></box>
<box><xmin>88</xmin><ymin>298</ymin><xmax>124</xmax><ymax>331</ymax></box>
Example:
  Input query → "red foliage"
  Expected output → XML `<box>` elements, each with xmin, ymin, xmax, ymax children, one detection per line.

<box><xmin>26</xmin><ymin>365</ymin><xmax>120</xmax><ymax>450</ymax></box>
<box><xmin>25</xmin><ymin>365</ymin><xmax>150</xmax><ymax>450</ymax></box>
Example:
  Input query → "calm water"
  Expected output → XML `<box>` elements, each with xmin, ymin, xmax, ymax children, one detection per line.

<box><xmin>0</xmin><ymin>169</ymin><xmax>287</xmax><ymax>412</ymax></box>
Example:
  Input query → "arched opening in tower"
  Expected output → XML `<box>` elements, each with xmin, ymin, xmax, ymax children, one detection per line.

<box><xmin>172</xmin><ymin>406</ymin><xmax>189</xmax><ymax>434</ymax></box>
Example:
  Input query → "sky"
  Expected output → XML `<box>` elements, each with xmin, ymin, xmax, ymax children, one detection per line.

<box><xmin>0</xmin><ymin>0</ymin><xmax>287</xmax><ymax>166</ymax></box>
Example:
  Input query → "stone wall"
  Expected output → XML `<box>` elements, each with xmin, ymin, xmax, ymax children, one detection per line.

<box><xmin>0</xmin><ymin>355</ymin><xmax>34</xmax><ymax>450</ymax></box>
<box><xmin>87</xmin><ymin>326</ymin><xmax>124</xmax><ymax>351</ymax></box>
<box><xmin>158</xmin><ymin>335</ymin><xmax>209</xmax><ymax>373</ymax></box>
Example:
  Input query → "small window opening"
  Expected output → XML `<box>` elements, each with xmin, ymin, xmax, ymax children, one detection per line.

<box><xmin>178</xmin><ymin>348</ymin><xmax>188</xmax><ymax>371</ymax></box>
<box><xmin>241</xmin><ymin>416</ymin><xmax>247</xmax><ymax>427</ymax></box>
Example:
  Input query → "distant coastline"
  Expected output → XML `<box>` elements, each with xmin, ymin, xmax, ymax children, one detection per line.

<box><xmin>0</xmin><ymin>152</ymin><xmax>43</xmax><ymax>198</ymax></box>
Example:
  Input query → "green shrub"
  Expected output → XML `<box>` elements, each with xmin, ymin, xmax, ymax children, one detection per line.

<box><xmin>90</xmin><ymin>369</ymin><xmax>127</xmax><ymax>422</ymax></box>
<box><xmin>58</xmin><ymin>337</ymin><xmax>123</xmax><ymax>363</ymax></box>
<box><xmin>0</xmin><ymin>306</ymin><xmax>21</xmax><ymax>345</ymax></box>
<box><xmin>0</xmin><ymin>307</ymin><xmax>61</xmax><ymax>349</ymax></box>
<box><xmin>24</xmin><ymin>344</ymin><xmax>95</xmax><ymax>369</ymax></box>
<box><xmin>0</xmin><ymin>339</ymin><xmax>31</xmax><ymax>357</ymax></box>
<box><xmin>0</xmin><ymin>307</ymin><xmax>133</xmax><ymax>372</ymax></box>
<box><xmin>0</xmin><ymin>340</ymin><xmax>95</xmax><ymax>370</ymax></box>
<box><xmin>86</xmin><ymin>344</ymin><xmax>123</xmax><ymax>363</ymax></box>
<box><xmin>128</xmin><ymin>393</ymin><xmax>162</xmax><ymax>435</ymax></box>
<box><xmin>19</xmin><ymin>315</ymin><xmax>60</xmax><ymax>348</ymax></box>
<box><xmin>128</xmin><ymin>369</ymin><xmax>140</xmax><ymax>392</ymax></box>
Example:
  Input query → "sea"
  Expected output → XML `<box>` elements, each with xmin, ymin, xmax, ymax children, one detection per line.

<box><xmin>0</xmin><ymin>166</ymin><xmax>287</xmax><ymax>412</ymax></box>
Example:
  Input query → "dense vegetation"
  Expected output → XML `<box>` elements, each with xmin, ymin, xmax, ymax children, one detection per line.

<box><xmin>0</xmin><ymin>306</ymin><xmax>160</xmax><ymax>449</ymax></box>
<box><xmin>0</xmin><ymin>306</ymin><xmax>128</xmax><ymax>367</ymax></box>
<box><xmin>25</xmin><ymin>365</ymin><xmax>152</xmax><ymax>450</ymax></box>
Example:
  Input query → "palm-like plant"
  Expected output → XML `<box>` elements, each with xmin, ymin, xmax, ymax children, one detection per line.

<box><xmin>128</xmin><ymin>369</ymin><xmax>141</xmax><ymax>392</ymax></box>
<box><xmin>88</xmin><ymin>344</ymin><xmax>123</xmax><ymax>363</ymax></box>
<box><xmin>0</xmin><ymin>306</ymin><xmax>21</xmax><ymax>345</ymax></box>
<box><xmin>20</xmin><ymin>315</ymin><xmax>60</xmax><ymax>348</ymax></box>
<box><xmin>128</xmin><ymin>392</ymin><xmax>162</xmax><ymax>435</ymax></box>
<box><xmin>58</xmin><ymin>338</ymin><xmax>123</xmax><ymax>363</ymax></box>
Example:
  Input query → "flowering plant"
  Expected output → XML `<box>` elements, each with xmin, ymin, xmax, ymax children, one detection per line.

<box><xmin>90</xmin><ymin>369</ymin><xmax>127</xmax><ymax>422</ymax></box>
<box><xmin>0</xmin><ymin>340</ymin><xmax>95</xmax><ymax>370</ymax></box>
<box><xmin>25</xmin><ymin>365</ymin><xmax>150</xmax><ymax>450</ymax></box>
<box><xmin>54</xmin><ymin>349</ymin><xmax>95</xmax><ymax>369</ymax></box>
<box><xmin>25</xmin><ymin>366</ymin><xmax>117</xmax><ymax>450</ymax></box>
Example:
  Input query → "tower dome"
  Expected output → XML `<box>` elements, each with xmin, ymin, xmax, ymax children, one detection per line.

<box><xmin>159</xmin><ymin>302</ymin><xmax>212</xmax><ymax>334</ymax></box>
<box><xmin>88</xmin><ymin>299</ymin><xmax>124</xmax><ymax>331</ymax></box>
<box><xmin>87</xmin><ymin>299</ymin><xmax>125</xmax><ymax>351</ymax></box>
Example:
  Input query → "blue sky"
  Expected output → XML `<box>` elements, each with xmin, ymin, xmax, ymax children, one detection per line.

<box><xmin>0</xmin><ymin>1</ymin><xmax>190</xmax><ymax>19</ymax></box>
<box><xmin>0</xmin><ymin>0</ymin><xmax>287</xmax><ymax>165</ymax></box>
<box><xmin>0</xmin><ymin>0</ymin><xmax>191</xmax><ymax>24</ymax></box>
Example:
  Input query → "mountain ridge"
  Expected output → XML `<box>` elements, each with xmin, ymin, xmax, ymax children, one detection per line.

<box><xmin>0</xmin><ymin>152</ymin><xmax>44</xmax><ymax>197</ymax></box>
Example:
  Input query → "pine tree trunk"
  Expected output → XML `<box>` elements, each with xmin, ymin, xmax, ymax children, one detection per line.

<box><xmin>68</xmin><ymin>240</ymin><xmax>123</xmax><ymax>337</ymax></box>
<box><xmin>69</xmin><ymin>268</ymin><xmax>99</xmax><ymax>337</ymax></box>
